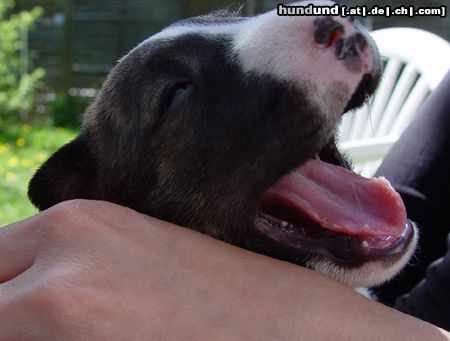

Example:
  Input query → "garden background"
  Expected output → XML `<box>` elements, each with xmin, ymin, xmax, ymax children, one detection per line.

<box><xmin>1</xmin><ymin>0</ymin><xmax>448</xmax><ymax>226</ymax></box>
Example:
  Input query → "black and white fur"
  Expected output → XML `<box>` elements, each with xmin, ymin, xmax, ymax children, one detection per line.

<box><xmin>29</xmin><ymin>1</ymin><xmax>417</xmax><ymax>289</ymax></box>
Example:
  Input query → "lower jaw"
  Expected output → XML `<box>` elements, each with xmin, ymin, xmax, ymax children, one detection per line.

<box><xmin>252</xmin><ymin>213</ymin><xmax>415</xmax><ymax>266</ymax></box>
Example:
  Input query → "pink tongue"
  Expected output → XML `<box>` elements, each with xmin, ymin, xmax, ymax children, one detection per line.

<box><xmin>262</xmin><ymin>159</ymin><xmax>407</xmax><ymax>238</ymax></box>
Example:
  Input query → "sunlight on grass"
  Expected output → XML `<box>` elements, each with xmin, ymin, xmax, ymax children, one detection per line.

<box><xmin>0</xmin><ymin>124</ymin><xmax>77</xmax><ymax>226</ymax></box>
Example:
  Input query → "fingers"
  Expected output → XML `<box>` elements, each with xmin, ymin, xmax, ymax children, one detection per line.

<box><xmin>0</xmin><ymin>215</ymin><xmax>42</xmax><ymax>283</ymax></box>
<box><xmin>0</xmin><ymin>199</ymin><xmax>137</xmax><ymax>284</ymax></box>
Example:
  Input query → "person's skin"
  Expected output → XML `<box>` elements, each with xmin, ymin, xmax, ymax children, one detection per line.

<box><xmin>0</xmin><ymin>200</ymin><xmax>448</xmax><ymax>340</ymax></box>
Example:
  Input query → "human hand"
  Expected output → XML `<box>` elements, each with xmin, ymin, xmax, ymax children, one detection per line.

<box><xmin>0</xmin><ymin>200</ymin><xmax>448</xmax><ymax>340</ymax></box>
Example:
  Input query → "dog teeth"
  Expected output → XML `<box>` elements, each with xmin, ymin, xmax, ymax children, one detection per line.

<box><xmin>280</xmin><ymin>222</ymin><xmax>294</xmax><ymax>232</ymax></box>
<box><xmin>260</xmin><ymin>215</ymin><xmax>272</xmax><ymax>225</ymax></box>
<box><xmin>361</xmin><ymin>240</ymin><xmax>369</xmax><ymax>248</ymax></box>
<box><xmin>259</xmin><ymin>214</ymin><xmax>294</xmax><ymax>232</ymax></box>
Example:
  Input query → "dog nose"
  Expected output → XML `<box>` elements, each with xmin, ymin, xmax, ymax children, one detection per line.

<box><xmin>312</xmin><ymin>14</ymin><xmax>381</xmax><ymax>106</ymax></box>
<box><xmin>314</xmin><ymin>15</ymin><xmax>379</xmax><ymax>71</ymax></box>
<box><xmin>334</xmin><ymin>32</ymin><xmax>367</xmax><ymax>60</ymax></box>
<box><xmin>313</xmin><ymin>16</ymin><xmax>368</xmax><ymax>57</ymax></box>
<box><xmin>313</xmin><ymin>16</ymin><xmax>345</xmax><ymax>47</ymax></box>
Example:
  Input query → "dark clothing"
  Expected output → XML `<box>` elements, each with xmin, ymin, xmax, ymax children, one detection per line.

<box><xmin>374</xmin><ymin>71</ymin><xmax>450</xmax><ymax>330</ymax></box>
<box><xmin>395</xmin><ymin>236</ymin><xmax>450</xmax><ymax>330</ymax></box>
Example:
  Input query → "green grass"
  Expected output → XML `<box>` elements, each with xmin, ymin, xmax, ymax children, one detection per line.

<box><xmin>0</xmin><ymin>123</ymin><xmax>77</xmax><ymax>226</ymax></box>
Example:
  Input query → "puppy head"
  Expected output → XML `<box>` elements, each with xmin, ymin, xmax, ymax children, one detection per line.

<box><xmin>29</xmin><ymin>2</ymin><xmax>416</xmax><ymax>287</ymax></box>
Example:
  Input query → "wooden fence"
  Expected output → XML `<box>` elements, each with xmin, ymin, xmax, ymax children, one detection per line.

<box><xmin>14</xmin><ymin>0</ymin><xmax>449</xmax><ymax>95</ymax></box>
<box><xmin>14</xmin><ymin>0</ymin><xmax>273</xmax><ymax>94</ymax></box>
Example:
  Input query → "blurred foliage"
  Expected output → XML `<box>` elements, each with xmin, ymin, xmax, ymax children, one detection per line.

<box><xmin>0</xmin><ymin>123</ymin><xmax>77</xmax><ymax>226</ymax></box>
<box><xmin>0</xmin><ymin>0</ymin><xmax>44</xmax><ymax>122</ymax></box>
<box><xmin>49</xmin><ymin>94</ymin><xmax>85</xmax><ymax>128</ymax></box>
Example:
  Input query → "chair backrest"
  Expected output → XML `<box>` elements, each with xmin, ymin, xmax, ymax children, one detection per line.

<box><xmin>338</xmin><ymin>27</ymin><xmax>450</xmax><ymax>177</ymax></box>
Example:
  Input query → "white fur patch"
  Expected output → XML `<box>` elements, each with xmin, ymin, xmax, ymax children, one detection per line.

<box><xmin>231</xmin><ymin>1</ymin><xmax>366</xmax><ymax>123</ymax></box>
<box><xmin>137</xmin><ymin>1</ymin><xmax>375</xmax><ymax>127</ymax></box>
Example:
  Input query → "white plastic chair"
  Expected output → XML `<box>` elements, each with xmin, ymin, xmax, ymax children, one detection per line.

<box><xmin>338</xmin><ymin>28</ymin><xmax>450</xmax><ymax>177</ymax></box>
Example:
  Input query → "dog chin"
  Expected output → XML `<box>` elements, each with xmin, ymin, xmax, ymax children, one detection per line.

<box><xmin>307</xmin><ymin>223</ymin><xmax>418</xmax><ymax>288</ymax></box>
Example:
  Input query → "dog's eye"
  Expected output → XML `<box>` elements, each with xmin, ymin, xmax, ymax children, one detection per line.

<box><xmin>163</xmin><ymin>83</ymin><xmax>190</xmax><ymax>112</ymax></box>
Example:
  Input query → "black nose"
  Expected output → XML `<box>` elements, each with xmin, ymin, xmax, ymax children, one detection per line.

<box><xmin>314</xmin><ymin>16</ymin><xmax>369</xmax><ymax>58</ymax></box>
<box><xmin>313</xmin><ymin>16</ymin><xmax>344</xmax><ymax>47</ymax></box>
<box><xmin>335</xmin><ymin>32</ymin><xmax>368</xmax><ymax>60</ymax></box>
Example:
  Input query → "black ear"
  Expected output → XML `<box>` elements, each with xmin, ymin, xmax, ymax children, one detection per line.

<box><xmin>28</xmin><ymin>134</ymin><xmax>97</xmax><ymax>210</ymax></box>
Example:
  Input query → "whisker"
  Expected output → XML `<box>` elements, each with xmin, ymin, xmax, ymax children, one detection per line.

<box><xmin>351</xmin><ymin>182</ymin><xmax>364</xmax><ymax>218</ymax></box>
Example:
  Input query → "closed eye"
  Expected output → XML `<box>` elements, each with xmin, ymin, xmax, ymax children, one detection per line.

<box><xmin>163</xmin><ymin>82</ymin><xmax>191</xmax><ymax>113</ymax></box>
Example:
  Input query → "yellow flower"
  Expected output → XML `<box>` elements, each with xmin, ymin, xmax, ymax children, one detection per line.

<box><xmin>0</xmin><ymin>144</ymin><xmax>9</xmax><ymax>155</ymax></box>
<box><xmin>7</xmin><ymin>157</ymin><xmax>18</xmax><ymax>168</ymax></box>
<box><xmin>21</xmin><ymin>124</ymin><xmax>31</xmax><ymax>133</ymax></box>
<box><xmin>5</xmin><ymin>172</ymin><xmax>16</xmax><ymax>181</ymax></box>
<box><xmin>36</xmin><ymin>153</ymin><xmax>47</xmax><ymax>162</ymax></box>
<box><xmin>16</xmin><ymin>137</ymin><xmax>26</xmax><ymax>148</ymax></box>
<box><xmin>20</xmin><ymin>158</ymin><xmax>32</xmax><ymax>167</ymax></box>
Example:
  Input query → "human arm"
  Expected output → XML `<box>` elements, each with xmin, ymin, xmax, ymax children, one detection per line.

<box><xmin>0</xmin><ymin>200</ymin><xmax>448</xmax><ymax>340</ymax></box>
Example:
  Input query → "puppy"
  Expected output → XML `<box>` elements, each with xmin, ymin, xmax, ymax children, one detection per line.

<box><xmin>29</xmin><ymin>1</ymin><xmax>417</xmax><ymax>288</ymax></box>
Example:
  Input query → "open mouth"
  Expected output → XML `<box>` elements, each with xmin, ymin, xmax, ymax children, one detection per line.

<box><xmin>254</xmin><ymin>74</ymin><xmax>413</xmax><ymax>266</ymax></box>
<box><xmin>256</xmin><ymin>149</ymin><xmax>413</xmax><ymax>265</ymax></box>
